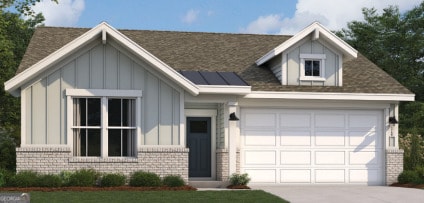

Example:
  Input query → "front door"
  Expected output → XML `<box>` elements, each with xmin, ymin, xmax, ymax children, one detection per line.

<box><xmin>187</xmin><ymin>117</ymin><xmax>211</xmax><ymax>177</ymax></box>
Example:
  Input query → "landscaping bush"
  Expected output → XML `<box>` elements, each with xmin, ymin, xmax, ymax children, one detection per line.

<box><xmin>129</xmin><ymin>171</ymin><xmax>161</xmax><ymax>187</ymax></box>
<box><xmin>36</xmin><ymin>174</ymin><xmax>62</xmax><ymax>187</ymax></box>
<box><xmin>0</xmin><ymin>169</ymin><xmax>14</xmax><ymax>187</ymax></box>
<box><xmin>9</xmin><ymin>171</ymin><xmax>38</xmax><ymax>187</ymax></box>
<box><xmin>162</xmin><ymin>175</ymin><xmax>185</xmax><ymax>187</ymax></box>
<box><xmin>229</xmin><ymin>173</ymin><xmax>251</xmax><ymax>186</ymax></box>
<box><xmin>0</xmin><ymin>170</ymin><xmax>5</xmax><ymax>187</ymax></box>
<box><xmin>59</xmin><ymin>171</ymin><xmax>74</xmax><ymax>186</ymax></box>
<box><xmin>398</xmin><ymin>170</ymin><xmax>420</xmax><ymax>184</ymax></box>
<box><xmin>100</xmin><ymin>173</ymin><xmax>126</xmax><ymax>187</ymax></box>
<box><xmin>67</xmin><ymin>169</ymin><xmax>100</xmax><ymax>187</ymax></box>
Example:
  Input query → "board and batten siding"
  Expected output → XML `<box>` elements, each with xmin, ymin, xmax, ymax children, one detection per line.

<box><xmin>22</xmin><ymin>41</ymin><xmax>181</xmax><ymax>145</ymax></box>
<box><xmin>286</xmin><ymin>39</ymin><xmax>339</xmax><ymax>86</ymax></box>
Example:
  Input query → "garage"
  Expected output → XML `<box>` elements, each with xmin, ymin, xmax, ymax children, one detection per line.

<box><xmin>240</xmin><ymin>108</ymin><xmax>384</xmax><ymax>185</ymax></box>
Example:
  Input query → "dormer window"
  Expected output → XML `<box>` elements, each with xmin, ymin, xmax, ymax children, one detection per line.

<box><xmin>300</xmin><ymin>54</ymin><xmax>326</xmax><ymax>81</ymax></box>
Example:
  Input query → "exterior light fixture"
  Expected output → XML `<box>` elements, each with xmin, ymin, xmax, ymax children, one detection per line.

<box><xmin>229</xmin><ymin>112</ymin><xmax>239</xmax><ymax>121</ymax></box>
<box><xmin>389</xmin><ymin>117</ymin><xmax>398</xmax><ymax>125</ymax></box>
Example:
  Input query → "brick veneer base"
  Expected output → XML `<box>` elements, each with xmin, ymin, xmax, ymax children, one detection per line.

<box><xmin>386</xmin><ymin>149</ymin><xmax>404</xmax><ymax>185</ymax></box>
<box><xmin>216</xmin><ymin>149</ymin><xmax>240</xmax><ymax>181</ymax></box>
<box><xmin>16</xmin><ymin>146</ymin><xmax>189</xmax><ymax>181</ymax></box>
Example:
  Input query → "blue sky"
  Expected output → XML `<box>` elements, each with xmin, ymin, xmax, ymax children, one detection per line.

<box><xmin>32</xmin><ymin>0</ymin><xmax>422</xmax><ymax>34</ymax></box>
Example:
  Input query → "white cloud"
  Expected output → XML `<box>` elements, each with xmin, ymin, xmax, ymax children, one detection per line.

<box><xmin>182</xmin><ymin>9</ymin><xmax>200</xmax><ymax>24</ymax></box>
<box><xmin>241</xmin><ymin>0</ymin><xmax>422</xmax><ymax>35</ymax></box>
<box><xmin>32</xmin><ymin>0</ymin><xmax>85</xmax><ymax>27</ymax></box>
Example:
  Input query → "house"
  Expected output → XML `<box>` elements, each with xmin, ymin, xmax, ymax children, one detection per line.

<box><xmin>4</xmin><ymin>22</ymin><xmax>414</xmax><ymax>185</ymax></box>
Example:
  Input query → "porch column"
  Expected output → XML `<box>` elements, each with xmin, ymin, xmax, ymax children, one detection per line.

<box><xmin>228</xmin><ymin>101</ymin><xmax>239</xmax><ymax>176</ymax></box>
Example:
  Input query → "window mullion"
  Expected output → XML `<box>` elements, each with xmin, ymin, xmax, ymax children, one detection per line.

<box><xmin>101</xmin><ymin>97</ymin><xmax>108</xmax><ymax>158</ymax></box>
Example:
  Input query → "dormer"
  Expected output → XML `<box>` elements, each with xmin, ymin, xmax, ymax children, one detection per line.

<box><xmin>256</xmin><ymin>22</ymin><xmax>357</xmax><ymax>87</ymax></box>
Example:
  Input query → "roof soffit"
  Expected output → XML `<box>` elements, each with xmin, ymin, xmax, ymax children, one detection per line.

<box><xmin>256</xmin><ymin>22</ymin><xmax>358</xmax><ymax>65</ymax></box>
<box><xmin>5</xmin><ymin>22</ymin><xmax>199</xmax><ymax>96</ymax></box>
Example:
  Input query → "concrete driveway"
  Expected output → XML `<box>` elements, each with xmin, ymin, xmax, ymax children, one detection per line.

<box><xmin>251</xmin><ymin>186</ymin><xmax>424</xmax><ymax>203</ymax></box>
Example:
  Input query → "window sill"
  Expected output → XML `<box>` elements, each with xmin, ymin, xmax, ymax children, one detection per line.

<box><xmin>299</xmin><ymin>77</ymin><xmax>326</xmax><ymax>82</ymax></box>
<box><xmin>69</xmin><ymin>157</ymin><xmax>138</xmax><ymax>163</ymax></box>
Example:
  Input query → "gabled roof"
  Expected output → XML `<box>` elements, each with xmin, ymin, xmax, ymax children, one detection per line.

<box><xmin>5</xmin><ymin>22</ymin><xmax>199</xmax><ymax>96</ymax></box>
<box><xmin>256</xmin><ymin>22</ymin><xmax>358</xmax><ymax>65</ymax></box>
<box><xmin>6</xmin><ymin>22</ymin><xmax>413</xmax><ymax>99</ymax></box>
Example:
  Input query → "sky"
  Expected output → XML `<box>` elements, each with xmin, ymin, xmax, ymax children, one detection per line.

<box><xmin>31</xmin><ymin>0</ymin><xmax>422</xmax><ymax>35</ymax></box>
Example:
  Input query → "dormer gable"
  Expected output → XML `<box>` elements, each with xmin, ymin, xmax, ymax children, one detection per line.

<box><xmin>256</xmin><ymin>22</ymin><xmax>358</xmax><ymax>87</ymax></box>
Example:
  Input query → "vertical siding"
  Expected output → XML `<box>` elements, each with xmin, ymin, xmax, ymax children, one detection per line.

<box><xmin>217</xmin><ymin>103</ymin><xmax>225</xmax><ymax>149</ymax></box>
<box><xmin>61</xmin><ymin>62</ymin><xmax>76</xmax><ymax>144</ymax></box>
<box><xmin>144</xmin><ymin>72</ymin><xmax>159</xmax><ymax>145</ymax></box>
<box><xmin>172</xmin><ymin>90</ymin><xmax>180</xmax><ymax>145</ymax></box>
<box><xmin>25</xmin><ymin>87</ymin><xmax>32</xmax><ymax>144</ymax></box>
<box><xmin>105</xmin><ymin>45</ymin><xmax>118</xmax><ymax>89</ymax></box>
<box><xmin>32</xmin><ymin>79</ymin><xmax>46</xmax><ymax>144</ymax></box>
<box><xmin>119</xmin><ymin>53</ymin><xmax>132</xmax><ymax>89</ymax></box>
<box><xmin>159</xmin><ymin>82</ymin><xmax>173</xmax><ymax>145</ymax></box>
<box><xmin>90</xmin><ymin>45</ymin><xmax>104</xmax><ymax>89</ymax></box>
<box><xmin>46</xmin><ymin>70</ymin><xmax>61</xmax><ymax>144</ymax></box>
<box><xmin>24</xmin><ymin>41</ymin><xmax>181</xmax><ymax>146</ymax></box>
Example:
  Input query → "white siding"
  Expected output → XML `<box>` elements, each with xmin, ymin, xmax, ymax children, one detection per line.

<box><xmin>22</xmin><ymin>41</ymin><xmax>182</xmax><ymax>145</ymax></box>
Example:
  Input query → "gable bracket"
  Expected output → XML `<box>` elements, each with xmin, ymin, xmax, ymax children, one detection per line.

<box><xmin>312</xmin><ymin>28</ymin><xmax>319</xmax><ymax>41</ymax></box>
<box><xmin>102</xmin><ymin>29</ymin><xmax>107</xmax><ymax>44</ymax></box>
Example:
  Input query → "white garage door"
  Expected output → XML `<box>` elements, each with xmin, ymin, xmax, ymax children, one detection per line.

<box><xmin>240</xmin><ymin>108</ymin><xmax>384</xmax><ymax>185</ymax></box>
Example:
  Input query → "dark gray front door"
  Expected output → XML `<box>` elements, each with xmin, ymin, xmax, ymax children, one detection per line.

<box><xmin>187</xmin><ymin>117</ymin><xmax>211</xmax><ymax>177</ymax></box>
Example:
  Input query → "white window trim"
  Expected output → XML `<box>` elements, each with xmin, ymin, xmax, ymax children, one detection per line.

<box><xmin>66</xmin><ymin>88</ymin><xmax>142</xmax><ymax>158</ymax></box>
<box><xmin>299</xmin><ymin>53</ymin><xmax>326</xmax><ymax>81</ymax></box>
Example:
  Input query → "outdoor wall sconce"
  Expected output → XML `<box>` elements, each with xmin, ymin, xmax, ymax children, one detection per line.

<box><xmin>229</xmin><ymin>112</ymin><xmax>239</xmax><ymax>121</ymax></box>
<box><xmin>389</xmin><ymin>117</ymin><xmax>398</xmax><ymax>125</ymax></box>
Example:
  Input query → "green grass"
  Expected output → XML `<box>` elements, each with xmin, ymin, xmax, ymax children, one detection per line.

<box><xmin>27</xmin><ymin>190</ymin><xmax>288</xmax><ymax>203</ymax></box>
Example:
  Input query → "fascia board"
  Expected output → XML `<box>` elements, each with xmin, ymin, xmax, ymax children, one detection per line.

<box><xmin>244</xmin><ymin>91</ymin><xmax>415</xmax><ymax>101</ymax></box>
<box><xmin>197</xmin><ymin>85</ymin><xmax>251</xmax><ymax>95</ymax></box>
<box><xmin>256</xmin><ymin>22</ymin><xmax>358</xmax><ymax>66</ymax></box>
<box><xmin>5</xmin><ymin>22</ymin><xmax>199</xmax><ymax>96</ymax></box>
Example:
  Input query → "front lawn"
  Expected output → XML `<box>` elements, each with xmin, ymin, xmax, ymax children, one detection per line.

<box><xmin>27</xmin><ymin>190</ymin><xmax>288</xmax><ymax>203</ymax></box>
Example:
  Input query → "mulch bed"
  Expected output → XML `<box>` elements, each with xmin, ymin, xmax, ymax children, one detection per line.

<box><xmin>0</xmin><ymin>185</ymin><xmax>197</xmax><ymax>192</ymax></box>
<box><xmin>226</xmin><ymin>185</ymin><xmax>250</xmax><ymax>189</ymax></box>
<box><xmin>390</xmin><ymin>183</ymin><xmax>424</xmax><ymax>189</ymax></box>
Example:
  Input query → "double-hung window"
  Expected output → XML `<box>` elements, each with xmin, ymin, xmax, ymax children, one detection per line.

<box><xmin>66</xmin><ymin>89</ymin><xmax>141</xmax><ymax>158</ymax></box>
<box><xmin>300</xmin><ymin>54</ymin><xmax>326</xmax><ymax>81</ymax></box>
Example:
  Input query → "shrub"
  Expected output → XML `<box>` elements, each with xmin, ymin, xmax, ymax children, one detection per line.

<box><xmin>162</xmin><ymin>175</ymin><xmax>185</xmax><ymax>187</ymax></box>
<box><xmin>9</xmin><ymin>171</ymin><xmax>38</xmax><ymax>187</ymax></box>
<box><xmin>100</xmin><ymin>173</ymin><xmax>126</xmax><ymax>187</ymax></box>
<box><xmin>398</xmin><ymin>170</ymin><xmax>420</xmax><ymax>184</ymax></box>
<box><xmin>229</xmin><ymin>173</ymin><xmax>251</xmax><ymax>186</ymax></box>
<box><xmin>414</xmin><ymin>166</ymin><xmax>424</xmax><ymax>184</ymax></box>
<box><xmin>0</xmin><ymin>169</ymin><xmax>14</xmax><ymax>187</ymax></box>
<box><xmin>67</xmin><ymin>169</ymin><xmax>100</xmax><ymax>187</ymax></box>
<box><xmin>36</xmin><ymin>174</ymin><xmax>62</xmax><ymax>187</ymax></box>
<box><xmin>129</xmin><ymin>171</ymin><xmax>161</xmax><ymax>187</ymax></box>
<box><xmin>59</xmin><ymin>171</ymin><xmax>74</xmax><ymax>186</ymax></box>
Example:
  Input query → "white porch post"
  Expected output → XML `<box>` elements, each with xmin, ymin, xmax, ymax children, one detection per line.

<box><xmin>228</xmin><ymin>101</ymin><xmax>239</xmax><ymax>175</ymax></box>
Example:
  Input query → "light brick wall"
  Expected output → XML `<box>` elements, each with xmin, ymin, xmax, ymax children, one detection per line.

<box><xmin>386</xmin><ymin>149</ymin><xmax>404</xmax><ymax>185</ymax></box>
<box><xmin>16</xmin><ymin>146</ymin><xmax>189</xmax><ymax>181</ymax></box>
<box><xmin>216</xmin><ymin>149</ymin><xmax>228</xmax><ymax>181</ymax></box>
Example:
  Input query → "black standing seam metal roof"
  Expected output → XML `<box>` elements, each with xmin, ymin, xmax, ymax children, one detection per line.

<box><xmin>179</xmin><ymin>71</ymin><xmax>249</xmax><ymax>86</ymax></box>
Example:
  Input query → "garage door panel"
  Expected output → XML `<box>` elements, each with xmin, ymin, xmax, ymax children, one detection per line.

<box><xmin>281</xmin><ymin>151</ymin><xmax>311</xmax><ymax>165</ymax></box>
<box><xmin>245</xmin><ymin>169</ymin><xmax>276</xmax><ymax>183</ymax></box>
<box><xmin>315</xmin><ymin>114</ymin><xmax>345</xmax><ymax>128</ymax></box>
<box><xmin>349</xmin><ymin>169</ymin><xmax>380</xmax><ymax>183</ymax></box>
<box><xmin>315</xmin><ymin>131</ymin><xmax>345</xmax><ymax>146</ymax></box>
<box><xmin>280</xmin><ymin>113</ymin><xmax>311</xmax><ymax>128</ymax></box>
<box><xmin>349</xmin><ymin>131</ymin><xmax>377</xmax><ymax>147</ymax></box>
<box><xmin>349</xmin><ymin>151</ymin><xmax>378</xmax><ymax>165</ymax></box>
<box><xmin>280</xmin><ymin>131</ymin><xmax>311</xmax><ymax>146</ymax></box>
<box><xmin>281</xmin><ymin>169</ymin><xmax>311</xmax><ymax>183</ymax></box>
<box><xmin>244</xmin><ymin>151</ymin><xmax>276</xmax><ymax>165</ymax></box>
<box><xmin>315</xmin><ymin>169</ymin><xmax>345</xmax><ymax>183</ymax></box>
<box><xmin>315</xmin><ymin>151</ymin><xmax>345</xmax><ymax>165</ymax></box>
<box><xmin>245</xmin><ymin>113</ymin><xmax>276</xmax><ymax>127</ymax></box>
<box><xmin>349</xmin><ymin>115</ymin><xmax>378</xmax><ymax>129</ymax></box>
<box><xmin>244</xmin><ymin>130</ymin><xmax>276</xmax><ymax>146</ymax></box>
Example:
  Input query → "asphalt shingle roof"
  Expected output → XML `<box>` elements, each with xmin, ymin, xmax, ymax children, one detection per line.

<box><xmin>16</xmin><ymin>27</ymin><xmax>412</xmax><ymax>94</ymax></box>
